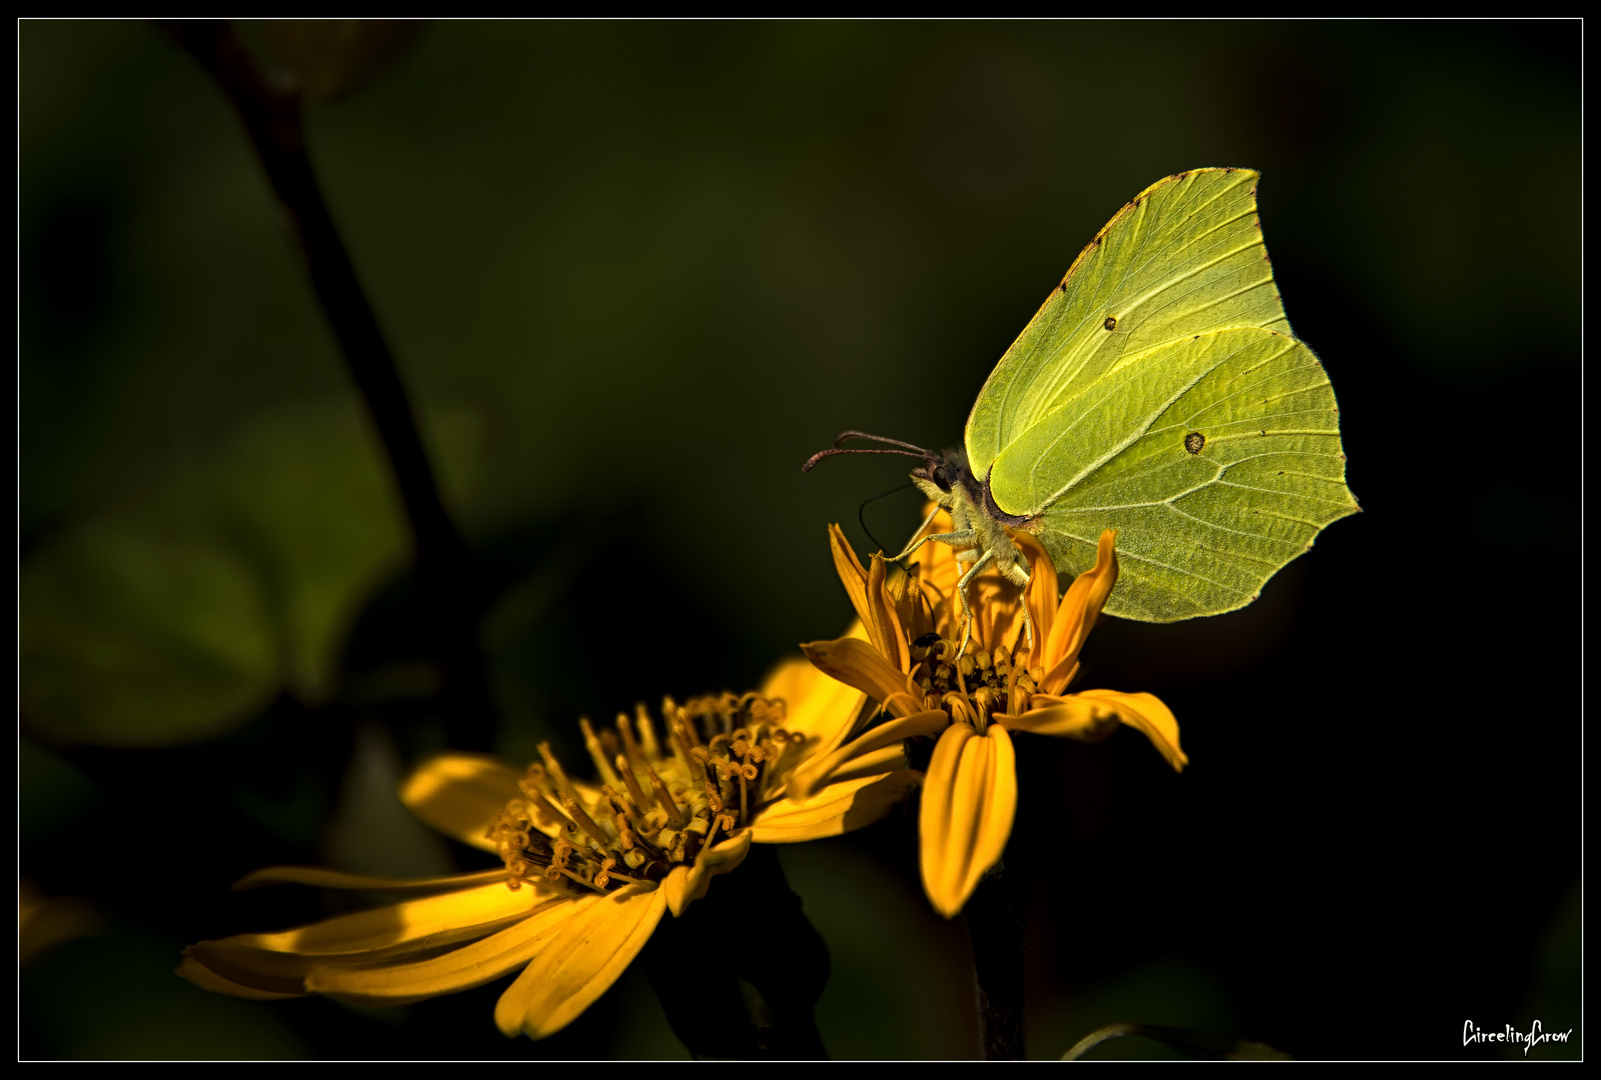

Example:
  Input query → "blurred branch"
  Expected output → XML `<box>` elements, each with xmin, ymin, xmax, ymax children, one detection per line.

<box><xmin>159</xmin><ymin>20</ymin><xmax>492</xmax><ymax>749</ymax></box>
<box><xmin>1062</xmin><ymin>1022</ymin><xmax>1293</xmax><ymax>1061</ymax></box>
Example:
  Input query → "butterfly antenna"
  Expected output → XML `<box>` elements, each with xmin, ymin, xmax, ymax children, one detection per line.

<box><xmin>801</xmin><ymin>446</ymin><xmax>929</xmax><ymax>472</ymax></box>
<box><xmin>801</xmin><ymin>431</ymin><xmax>933</xmax><ymax>473</ymax></box>
<box><xmin>831</xmin><ymin>431</ymin><xmax>930</xmax><ymax>453</ymax></box>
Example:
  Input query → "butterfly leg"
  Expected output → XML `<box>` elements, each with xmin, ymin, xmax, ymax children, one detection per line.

<box><xmin>953</xmin><ymin>548</ymin><xmax>996</xmax><ymax>656</ymax></box>
<box><xmin>898</xmin><ymin>529</ymin><xmax>978</xmax><ymax>562</ymax></box>
<box><xmin>1009</xmin><ymin>564</ymin><xmax>1036</xmax><ymax>654</ymax></box>
<box><xmin>889</xmin><ymin>504</ymin><xmax>945</xmax><ymax>561</ymax></box>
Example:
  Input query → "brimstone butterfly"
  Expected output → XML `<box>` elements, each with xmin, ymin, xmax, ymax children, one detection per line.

<box><xmin>804</xmin><ymin>168</ymin><xmax>1359</xmax><ymax>649</ymax></box>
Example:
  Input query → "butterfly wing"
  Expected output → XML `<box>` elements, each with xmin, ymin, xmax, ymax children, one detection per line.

<box><xmin>965</xmin><ymin>168</ymin><xmax>1290</xmax><ymax>492</ymax></box>
<box><xmin>1018</xmin><ymin>327</ymin><xmax>1358</xmax><ymax>621</ymax></box>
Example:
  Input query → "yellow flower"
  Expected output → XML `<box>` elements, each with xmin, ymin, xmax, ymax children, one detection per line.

<box><xmin>179</xmin><ymin>664</ymin><xmax>917</xmax><ymax>1040</ymax></box>
<box><xmin>801</xmin><ymin>512</ymin><xmax>1187</xmax><ymax>919</ymax></box>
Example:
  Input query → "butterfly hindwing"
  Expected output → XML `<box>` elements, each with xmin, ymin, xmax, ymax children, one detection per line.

<box><xmin>1024</xmin><ymin>327</ymin><xmax>1358</xmax><ymax>622</ymax></box>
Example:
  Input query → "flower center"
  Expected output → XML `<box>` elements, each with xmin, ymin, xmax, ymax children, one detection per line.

<box><xmin>485</xmin><ymin>692</ymin><xmax>806</xmax><ymax>893</ymax></box>
<box><xmin>911</xmin><ymin>635</ymin><xmax>1043</xmax><ymax>729</ymax></box>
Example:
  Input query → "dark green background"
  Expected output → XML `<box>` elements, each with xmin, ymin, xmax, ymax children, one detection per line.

<box><xmin>21</xmin><ymin>20</ymin><xmax>1580</xmax><ymax>1060</ymax></box>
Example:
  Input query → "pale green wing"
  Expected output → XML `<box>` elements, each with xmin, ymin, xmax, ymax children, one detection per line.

<box><xmin>1016</xmin><ymin>327</ymin><xmax>1358</xmax><ymax>622</ymax></box>
<box><xmin>965</xmin><ymin>168</ymin><xmax>1290</xmax><ymax>487</ymax></box>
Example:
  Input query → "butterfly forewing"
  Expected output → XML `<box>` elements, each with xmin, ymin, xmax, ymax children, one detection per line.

<box><xmin>965</xmin><ymin>168</ymin><xmax>1291</xmax><ymax>493</ymax></box>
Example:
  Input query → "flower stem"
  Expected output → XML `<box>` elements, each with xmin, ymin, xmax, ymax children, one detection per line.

<box><xmin>158</xmin><ymin>21</ymin><xmax>493</xmax><ymax>749</ymax></box>
<box><xmin>639</xmin><ymin>846</ymin><xmax>829</xmax><ymax>1058</ymax></box>
<box><xmin>966</xmin><ymin>857</ymin><xmax>1026</xmax><ymax>1059</ymax></box>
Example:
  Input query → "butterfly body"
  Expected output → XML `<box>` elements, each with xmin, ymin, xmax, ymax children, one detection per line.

<box><xmin>805</xmin><ymin>168</ymin><xmax>1358</xmax><ymax>640</ymax></box>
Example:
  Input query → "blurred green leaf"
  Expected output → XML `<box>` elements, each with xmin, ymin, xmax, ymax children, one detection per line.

<box><xmin>20</xmin><ymin>397</ymin><xmax>481</xmax><ymax>747</ymax></box>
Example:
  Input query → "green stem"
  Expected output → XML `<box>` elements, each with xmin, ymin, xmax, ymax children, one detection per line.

<box><xmin>159</xmin><ymin>21</ymin><xmax>493</xmax><ymax>749</ymax></box>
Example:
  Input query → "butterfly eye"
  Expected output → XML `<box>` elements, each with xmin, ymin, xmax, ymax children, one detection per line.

<box><xmin>932</xmin><ymin>465</ymin><xmax>950</xmax><ymax>491</ymax></box>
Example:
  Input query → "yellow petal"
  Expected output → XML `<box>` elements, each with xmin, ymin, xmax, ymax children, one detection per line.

<box><xmin>662</xmin><ymin>831</ymin><xmax>751</xmax><ymax>917</ymax></box>
<box><xmin>234</xmin><ymin>866</ymin><xmax>510</xmax><ymax>892</ymax></box>
<box><xmin>828</xmin><ymin>523</ymin><xmax>872</xmax><ymax>629</ymax></box>
<box><xmin>304</xmin><ymin>889</ymin><xmax>599</xmax><ymax>1005</ymax></box>
<box><xmin>919</xmin><ymin>723</ymin><xmax>1017</xmax><ymax>919</ymax></box>
<box><xmin>999</xmin><ymin>690</ymin><xmax>1186</xmax><ymax>772</ymax></box>
<box><xmin>800</xmin><ymin>637</ymin><xmax>920</xmax><ymax>717</ymax></box>
<box><xmin>400</xmin><ymin>752</ymin><xmax>522</xmax><ymax>852</ymax></box>
<box><xmin>176</xmin><ymin>953</ymin><xmax>304</xmax><ymax>1000</ymax></box>
<box><xmin>1018</xmin><ymin>532</ymin><xmax>1058</xmax><ymax>667</ymax></box>
<box><xmin>1076</xmin><ymin>689</ymin><xmax>1187</xmax><ymax>771</ymax></box>
<box><xmin>815</xmin><ymin>741</ymin><xmax>906</xmax><ymax>787</ymax></box>
<box><xmin>787</xmin><ymin>709</ymin><xmax>947</xmax><ymax>800</ymax></box>
<box><xmin>865</xmin><ymin>552</ymin><xmax>910</xmax><ymax>672</ymax></box>
<box><xmin>1040</xmin><ymin>529</ymin><xmax>1118</xmax><ymax>691</ymax></box>
<box><xmin>222</xmin><ymin>879</ymin><xmax>559</xmax><ymax>956</ymax></box>
<box><xmin>749</xmin><ymin>769</ymin><xmax>923</xmax><ymax>843</ymax></box>
<box><xmin>758</xmin><ymin>652</ymin><xmax>868</xmax><ymax>760</ymax></box>
<box><xmin>493</xmin><ymin>883</ymin><xmax>668</xmax><ymax>1040</ymax></box>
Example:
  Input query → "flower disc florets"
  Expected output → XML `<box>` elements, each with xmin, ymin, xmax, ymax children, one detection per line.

<box><xmin>486</xmin><ymin>693</ymin><xmax>807</xmax><ymax>895</ymax></box>
<box><xmin>912</xmin><ymin>636</ymin><xmax>1043</xmax><ymax>731</ymax></box>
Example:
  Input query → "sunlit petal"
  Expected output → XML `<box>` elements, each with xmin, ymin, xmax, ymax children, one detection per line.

<box><xmin>1040</xmin><ymin>530</ymin><xmax>1118</xmax><ymax>689</ymax></box>
<box><xmin>758</xmin><ymin>650</ymin><xmax>868</xmax><ymax>758</ymax></box>
<box><xmin>999</xmin><ymin>689</ymin><xmax>1185</xmax><ymax>772</ymax></box>
<box><xmin>224</xmin><ymin>879</ymin><xmax>560</xmax><ymax>956</ymax></box>
<box><xmin>801</xmin><ymin>637</ymin><xmax>921</xmax><ymax>717</ymax></box>
<box><xmin>305</xmin><ymin>890</ymin><xmax>601</xmax><ymax>1005</ymax></box>
<box><xmin>177</xmin><ymin>953</ymin><xmax>304</xmax><ymax>1000</ymax></box>
<box><xmin>919</xmin><ymin>723</ymin><xmax>1019</xmax><ymax>918</ymax></box>
<box><xmin>493</xmin><ymin>884</ymin><xmax>668</xmax><ymax>1040</ymax></box>
<box><xmin>828</xmin><ymin>523</ymin><xmax>873</xmax><ymax>629</ymax></box>
<box><xmin>788</xmin><ymin>709</ymin><xmax>946</xmax><ymax>800</ymax></box>
<box><xmin>234</xmin><ymin>866</ymin><xmax>509</xmax><ymax>892</ymax></box>
<box><xmin>749</xmin><ymin>769</ymin><xmax>923</xmax><ymax>843</ymax></box>
<box><xmin>662</xmin><ymin>832</ymin><xmax>751</xmax><ymax>917</ymax></box>
<box><xmin>400</xmin><ymin>752</ymin><xmax>522</xmax><ymax>852</ymax></box>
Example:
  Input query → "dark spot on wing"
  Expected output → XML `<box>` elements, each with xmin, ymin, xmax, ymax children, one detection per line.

<box><xmin>1103</xmin><ymin>316</ymin><xmax>1117</xmax><ymax>331</ymax></box>
<box><xmin>1184</xmin><ymin>432</ymin><xmax>1205</xmax><ymax>454</ymax></box>
<box><xmin>1058</xmin><ymin>282</ymin><xmax>1068</xmax><ymax>294</ymax></box>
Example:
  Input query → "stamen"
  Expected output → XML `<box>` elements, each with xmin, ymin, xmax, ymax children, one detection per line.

<box><xmin>560</xmin><ymin>794</ymin><xmax>612</xmax><ymax>850</ymax></box>
<box><xmin>558</xmin><ymin>867</ymin><xmax>606</xmax><ymax>894</ymax></box>
<box><xmin>635</xmin><ymin>703</ymin><xmax>663</xmax><ymax>760</ymax></box>
<box><xmin>516</xmin><ymin>779</ymin><xmax>568</xmax><ymax>834</ymax></box>
<box><xmin>537</xmin><ymin>743</ymin><xmax>581</xmax><ymax>806</ymax></box>
<box><xmin>616</xmin><ymin>712</ymin><xmax>648</xmax><ymax>772</ymax></box>
<box><xmin>671</xmin><ymin>721</ymin><xmax>706</xmax><ymax>783</ymax></box>
<box><xmin>579</xmin><ymin>717</ymin><xmax>620</xmax><ymax>789</ymax></box>
<box><xmin>646</xmin><ymin>764</ymin><xmax>687</xmax><ymax>828</ymax></box>
<box><xmin>667</xmin><ymin>699</ymin><xmax>702</xmax><ymax>747</ymax></box>
<box><xmin>702</xmin><ymin>778</ymin><xmax>724</xmax><ymax>814</ymax></box>
<box><xmin>615</xmin><ymin>754</ymin><xmax>654</xmax><ymax>817</ymax></box>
